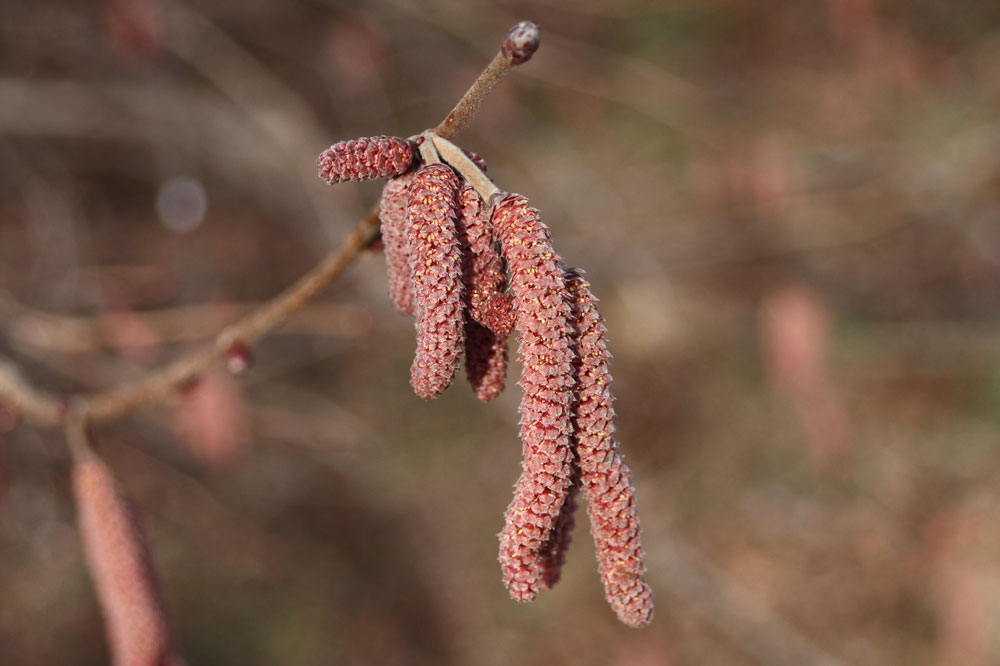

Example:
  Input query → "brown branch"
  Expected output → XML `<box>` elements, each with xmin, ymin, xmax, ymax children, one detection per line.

<box><xmin>433</xmin><ymin>20</ymin><xmax>539</xmax><ymax>140</ymax></box>
<box><xmin>0</xmin><ymin>210</ymin><xmax>381</xmax><ymax>427</ymax></box>
<box><xmin>0</xmin><ymin>19</ymin><xmax>538</xmax><ymax>431</ymax></box>
<box><xmin>2</xmin><ymin>300</ymin><xmax>373</xmax><ymax>355</ymax></box>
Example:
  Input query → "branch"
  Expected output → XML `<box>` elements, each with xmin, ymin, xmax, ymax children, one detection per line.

<box><xmin>433</xmin><ymin>20</ymin><xmax>539</xmax><ymax>139</ymax></box>
<box><xmin>0</xmin><ymin>20</ymin><xmax>539</xmax><ymax>430</ymax></box>
<box><xmin>0</xmin><ymin>210</ymin><xmax>380</xmax><ymax>427</ymax></box>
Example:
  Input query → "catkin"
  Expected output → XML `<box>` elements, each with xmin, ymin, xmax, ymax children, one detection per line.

<box><xmin>464</xmin><ymin>317</ymin><xmax>508</xmax><ymax>402</ymax></box>
<box><xmin>491</xmin><ymin>193</ymin><xmax>576</xmax><ymax>601</ymax></box>
<box><xmin>317</xmin><ymin>135</ymin><xmax>415</xmax><ymax>184</ymax></box>
<box><xmin>73</xmin><ymin>453</ymin><xmax>185</xmax><ymax>666</ymax></box>
<box><xmin>406</xmin><ymin>164</ymin><xmax>466</xmax><ymax>399</ymax></box>
<box><xmin>564</xmin><ymin>270</ymin><xmax>653</xmax><ymax>628</ymax></box>
<box><xmin>379</xmin><ymin>172</ymin><xmax>418</xmax><ymax>315</ymax></box>
<box><xmin>456</xmin><ymin>183</ymin><xmax>513</xmax><ymax>337</ymax></box>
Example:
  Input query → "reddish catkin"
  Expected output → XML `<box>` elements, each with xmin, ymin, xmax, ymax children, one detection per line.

<box><xmin>491</xmin><ymin>193</ymin><xmax>576</xmax><ymax>601</ymax></box>
<box><xmin>73</xmin><ymin>452</ymin><xmax>185</xmax><ymax>666</ymax></box>
<box><xmin>464</xmin><ymin>317</ymin><xmax>508</xmax><ymax>402</ymax></box>
<box><xmin>379</xmin><ymin>172</ymin><xmax>417</xmax><ymax>315</ymax></box>
<box><xmin>463</xmin><ymin>150</ymin><xmax>489</xmax><ymax>173</ymax></box>
<box><xmin>406</xmin><ymin>164</ymin><xmax>465</xmax><ymax>399</ymax></box>
<box><xmin>537</xmin><ymin>480</ymin><xmax>579</xmax><ymax>590</ymax></box>
<box><xmin>564</xmin><ymin>270</ymin><xmax>653</xmax><ymax>628</ymax></box>
<box><xmin>317</xmin><ymin>135</ymin><xmax>415</xmax><ymax>184</ymax></box>
<box><xmin>456</xmin><ymin>182</ymin><xmax>513</xmax><ymax>337</ymax></box>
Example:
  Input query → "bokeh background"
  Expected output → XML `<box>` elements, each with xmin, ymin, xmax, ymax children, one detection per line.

<box><xmin>2</xmin><ymin>1</ymin><xmax>1000</xmax><ymax>664</ymax></box>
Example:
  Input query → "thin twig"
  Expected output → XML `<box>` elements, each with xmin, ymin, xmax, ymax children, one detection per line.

<box><xmin>2</xmin><ymin>300</ymin><xmax>373</xmax><ymax>355</ymax></box>
<box><xmin>432</xmin><ymin>21</ymin><xmax>539</xmax><ymax>140</ymax></box>
<box><xmin>0</xmin><ymin>210</ymin><xmax>380</xmax><ymax>427</ymax></box>
<box><xmin>0</xmin><ymin>20</ymin><xmax>538</xmax><ymax>430</ymax></box>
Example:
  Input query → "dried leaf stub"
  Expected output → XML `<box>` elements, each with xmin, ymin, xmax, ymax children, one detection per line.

<box><xmin>491</xmin><ymin>193</ymin><xmax>576</xmax><ymax>601</ymax></box>
<box><xmin>317</xmin><ymin>135</ymin><xmax>415</xmax><ymax>184</ymax></box>
<box><xmin>406</xmin><ymin>164</ymin><xmax>465</xmax><ymax>399</ymax></box>
<box><xmin>565</xmin><ymin>270</ymin><xmax>653</xmax><ymax>628</ymax></box>
<box><xmin>73</xmin><ymin>454</ymin><xmax>185</xmax><ymax>666</ymax></box>
<box><xmin>379</xmin><ymin>172</ymin><xmax>417</xmax><ymax>315</ymax></box>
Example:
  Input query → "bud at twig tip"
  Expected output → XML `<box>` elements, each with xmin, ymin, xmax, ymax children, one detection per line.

<box><xmin>502</xmin><ymin>21</ymin><xmax>540</xmax><ymax>65</ymax></box>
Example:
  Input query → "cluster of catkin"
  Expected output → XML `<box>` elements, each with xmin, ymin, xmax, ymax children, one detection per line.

<box><xmin>318</xmin><ymin>135</ymin><xmax>654</xmax><ymax>627</ymax></box>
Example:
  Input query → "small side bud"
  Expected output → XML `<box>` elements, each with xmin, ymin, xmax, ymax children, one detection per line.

<box><xmin>502</xmin><ymin>21</ymin><xmax>540</xmax><ymax>65</ymax></box>
<box><xmin>224</xmin><ymin>342</ymin><xmax>254</xmax><ymax>376</ymax></box>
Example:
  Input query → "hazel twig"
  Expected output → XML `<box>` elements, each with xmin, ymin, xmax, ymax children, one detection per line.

<box><xmin>432</xmin><ymin>20</ymin><xmax>540</xmax><ymax>140</ymax></box>
<box><xmin>0</xmin><ymin>209</ymin><xmax>382</xmax><ymax>427</ymax></box>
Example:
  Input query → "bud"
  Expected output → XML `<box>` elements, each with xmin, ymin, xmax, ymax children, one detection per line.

<box><xmin>224</xmin><ymin>341</ymin><xmax>254</xmax><ymax>376</ymax></box>
<box><xmin>317</xmin><ymin>136</ymin><xmax>415</xmax><ymax>184</ymax></box>
<box><xmin>406</xmin><ymin>164</ymin><xmax>465</xmax><ymax>399</ymax></box>
<box><xmin>501</xmin><ymin>21</ymin><xmax>540</xmax><ymax>65</ymax></box>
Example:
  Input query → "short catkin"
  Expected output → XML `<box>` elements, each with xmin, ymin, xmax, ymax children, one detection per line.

<box><xmin>317</xmin><ymin>136</ymin><xmax>415</xmax><ymax>184</ymax></box>
<box><xmin>406</xmin><ymin>164</ymin><xmax>466</xmax><ymax>399</ymax></box>
<box><xmin>491</xmin><ymin>193</ymin><xmax>577</xmax><ymax>601</ymax></box>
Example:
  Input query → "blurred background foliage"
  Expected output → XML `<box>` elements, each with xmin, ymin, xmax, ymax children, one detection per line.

<box><xmin>2</xmin><ymin>0</ymin><xmax>1000</xmax><ymax>664</ymax></box>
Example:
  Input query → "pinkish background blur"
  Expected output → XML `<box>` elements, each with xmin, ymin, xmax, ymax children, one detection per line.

<box><xmin>2</xmin><ymin>1</ymin><xmax>1000</xmax><ymax>664</ymax></box>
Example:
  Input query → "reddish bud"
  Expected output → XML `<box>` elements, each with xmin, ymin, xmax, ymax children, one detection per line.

<box><xmin>406</xmin><ymin>164</ymin><xmax>466</xmax><ymax>399</ymax></box>
<box><xmin>502</xmin><ymin>21</ymin><xmax>540</xmax><ymax>65</ymax></box>
<box><xmin>224</xmin><ymin>342</ymin><xmax>254</xmax><ymax>376</ymax></box>
<box><xmin>317</xmin><ymin>136</ymin><xmax>415</xmax><ymax>184</ymax></box>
